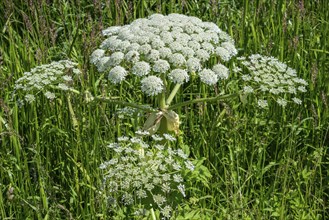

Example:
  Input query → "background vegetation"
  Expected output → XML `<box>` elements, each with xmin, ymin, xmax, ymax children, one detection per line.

<box><xmin>0</xmin><ymin>0</ymin><xmax>328</xmax><ymax>219</ymax></box>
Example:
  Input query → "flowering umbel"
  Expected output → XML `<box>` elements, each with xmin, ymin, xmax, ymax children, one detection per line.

<box><xmin>237</xmin><ymin>54</ymin><xmax>307</xmax><ymax>108</ymax></box>
<box><xmin>91</xmin><ymin>13</ymin><xmax>237</xmax><ymax>96</ymax></box>
<box><xmin>14</xmin><ymin>60</ymin><xmax>81</xmax><ymax>103</ymax></box>
<box><xmin>100</xmin><ymin>132</ymin><xmax>195</xmax><ymax>218</ymax></box>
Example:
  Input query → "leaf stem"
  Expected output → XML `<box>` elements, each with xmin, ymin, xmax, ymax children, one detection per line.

<box><xmin>166</xmin><ymin>83</ymin><xmax>181</xmax><ymax>107</ymax></box>
<box><xmin>93</xmin><ymin>96</ymin><xmax>158</xmax><ymax>113</ymax></box>
<box><xmin>168</xmin><ymin>93</ymin><xmax>239</xmax><ymax>110</ymax></box>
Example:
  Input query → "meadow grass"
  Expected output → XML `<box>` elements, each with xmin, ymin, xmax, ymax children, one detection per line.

<box><xmin>0</xmin><ymin>0</ymin><xmax>328</xmax><ymax>219</ymax></box>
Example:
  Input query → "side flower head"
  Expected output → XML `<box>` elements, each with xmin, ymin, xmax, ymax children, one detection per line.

<box><xmin>14</xmin><ymin>60</ymin><xmax>81</xmax><ymax>103</ymax></box>
<box><xmin>238</xmin><ymin>54</ymin><xmax>308</xmax><ymax>107</ymax></box>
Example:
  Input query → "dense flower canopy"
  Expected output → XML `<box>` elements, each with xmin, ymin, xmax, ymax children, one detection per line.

<box><xmin>91</xmin><ymin>13</ymin><xmax>237</xmax><ymax>96</ymax></box>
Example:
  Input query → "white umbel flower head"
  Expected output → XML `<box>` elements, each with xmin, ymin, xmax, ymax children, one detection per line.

<box><xmin>92</xmin><ymin>13</ymin><xmax>237</xmax><ymax>91</ymax></box>
<box><xmin>169</xmin><ymin>53</ymin><xmax>186</xmax><ymax>67</ymax></box>
<box><xmin>108</xmin><ymin>66</ymin><xmax>127</xmax><ymax>84</ymax></box>
<box><xmin>186</xmin><ymin>58</ymin><xmax>201</xmax><ymax>72</ymax></box>
<box><xmin>198</xmin><ymin>69</ymin><xmax>218</xmax><ymax>85</ymax></box>
<box><xmin>109</xmin><ymin>52</ymin><xmax>124</xmax><ymax>66</ymax></box>
<box><xmin>13</xmin><ymin>60</ymin><xmax>81</xmax><ymax>104</ymax></box>
<box><xmin>215</xmin><ymin>47</ymin><xmax>231</xmax><ymax>61</ymax></box>
<box><xmin>132</xmin><ymin>61</ymin><xmax>151</xmax><ymax>76</ymax></box>
<box><xmin>141</xmin><ymin>76</ymin><xmax>164</xmax><ymax>96</ymax></box>
<box><xmin>90</xmin><ymin>49</ymin><xmax>105</xmax><ymax>64</ymax></box>
<box><xmin>152</xmin><ymin>59</ymin><xmax>171</xmax><ymax>73</ymax></box>
<box><xmin>168</xmin><ymin>69</ymin><xmax>189</xmax><ymax>84</ymax></box>
<box><xmin>238</xmin><ymin>54</ymin><xmax>308</xmax><ymax>107</ymax></box>
<box><xmin>212</xmin><ymin>64</ymin><xmax>229</xmax><ymax>80</ymax></box>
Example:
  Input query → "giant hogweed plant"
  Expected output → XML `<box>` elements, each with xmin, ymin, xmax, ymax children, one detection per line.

<box><xmin>13</xmin><ymin>13</ymin><xmax>308</xmax><ymax>134</ymax></box>
<box><xmin>12</xmin><ymin>13</ymin><xmax>308</xmax><ymax>219</ymax></box>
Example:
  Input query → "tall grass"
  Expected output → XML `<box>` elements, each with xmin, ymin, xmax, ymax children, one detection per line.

<box><xmin>0</xmin><ymin>0</ymin><xmax>328</xmax><ymax>219</ymax></box>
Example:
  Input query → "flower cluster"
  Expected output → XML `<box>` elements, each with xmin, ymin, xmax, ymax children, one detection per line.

<box><xmin>91</xmin><ymin>13</ymin><xmax>237</xmax><ymax>96</ymax></box>
<box><xmin>237</xmin><ymin>54</ymin><xmax>308</xmax><ymax>107</ymax></box>
<box><xmin>14</xmin><ymin>60</ymin><xmax>81</xmax><ymax>103</ymax></box>
<box><xmin>100</xmin><ymin>132</ymin><xmax>195</xmax><ymax>219</ymax></box>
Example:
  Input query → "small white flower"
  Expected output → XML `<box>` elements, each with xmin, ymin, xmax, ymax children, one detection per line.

<box><xmin>195</xmin><ymin>49</ymin><xmax>210</xmax><ymax>62</ymax></box>
<box><xmin>124</xmin><ymin>50</ymin><xmax>140</xmax><ymax>63</ymax></box>
<box><xmin>277</xmin><ymin>98</ymin><xmax>287</xmax><ymax>107</ymax></box>
<box><xmin>243</xmin><ymin>86</ymin><xmax>254</xmax><ymax>94</ymax></box>
<box><xmin>132</xmin><ymin>61</ymin><xmax>150</xmax><ymax>76</ymax></box>
<box><xmin>152</xmin><ymin>59</ymin><xmax>170</xmax><ymax>73</ymax></box>
<box><xmin>158</xmin><ymin>47</ymin><xmax>172</xmax><ymax>59</ymax></box>
<box><xmin>297</xmin><ymin>86</ymin><xmax>307</xmax><ymax>92</ymax></box>
<box><xmin>180</xmin><ymin>47</ymin><xmax>195</xmax><ymax>58</ymax></box>
<box><xmin>163</xmin><ymin>133</ymin><xmax>176</xmax><ymax>141</ymax></box>
<box><xmin>44</xmin><ymin>91</ymin><xmax>55</xmax><ymax>100</ymax></box>
<box><xmin>151</xmin><ymin>38</ymin><xmax>165</xmax><ymax>49</ymax></box>
<box><xmin>58</xmin><ymin>83</ymin><xmax>69</xmax><ymax>91</ymax></box>
<box><xmin>90</xmin><ymin>49</ymin><xmax>105</xmax><ymax>64</ymax></box>
<box><xmin>168</xmin><ymin>69</ymin><xmax>189</xmax><ymax>84</ymax></box>
<box><xmin>62</xmin><ymin>75</ymin><xmax>72</xmax><ymax>82</ymax></box>
<box><xmin>169</xmin><ymin>53</ymin><xmax>186</xmax><ymax>67</ymax></box>
<box><xmin>146</xmin><ymin>49</ymin><xmax>160</xmax><ymax>62</ymax></box>
<box><xmin>187</xmin><ymin>40</ymin><xmax>201</xmax><ymax>50</ymax></box>
<box><xmin>108</xmin><ymin>66</ymin><xmax>127</xmax><ymax>84</ymax></box>
<box><xmin>185</xmin><ymin>161</ymin><xmax>195</xmax><ymax>171</ymax></box>
<box><xmin>242</xmin><ymin>74</ymin><xmax>252</xmax><ymax>81</ymax></box>
<box><xmin>127</xmin><ymin>42</ymin><xmax>140</xmax><ymax>51</ymax></box>
<box><xmin>135</xmin><ymin>130</ymin><xmax>150</xmax><ymax>136</ymax></box>
<box><xmin>221</xmin><ymin>41</ymin><xmax>238</xmax><ymax>57</ymax></box>
<box><xmin>138</xmin><ymin>44</ymin><xmax>152</xmax><ymax>55</ymax></box>
<box><xmin>212</xmin><ymin>64</ymin><xmax>229</xmax><ymax>80</ymax></box>
<box><xmin>257</xmin><ymin>99</ymin><xmax>268</xmax><ymax>108</ymax></box>
<box><xmin>177</xmin><ymin>149</ymin><xmax>188</xmax><ymax>159</ymax></box>
<box><xmin>24</xmin><ymin>94</ymin><xmax>35</xmax><ymax>103</ymax></box>
<box><xmin>169</xmin><ymin>42</ymin><xmax>183</xmax><ymax>52</ymax></box>
<box><xmin>153</xmin><ymin>194</ymin><xmax>166</xmax><ymax>206</ymax></box>
<box><xmin>152</xmin><ymin>135</ymin><xmax>164</xmax><ymax>141</ymax></box>
<box><xmin>96</xmin><ymin>57</ymin><xmax>111</xmax><ymax>72</ymax></box>
<box><xmin>141</xmin><ymin>76</ymin><xmax>164</xmax><ymax>96</ymax></box>
<box><xmin>186</xmin><ymin>58</ymin><xmax>201</xmax><ymax>72</ymax></box>
<box><xmin>177</xmin><ymin>184</ymin><xmax>186</xmax><ymax>197</ymax></box>
<box><xmin>109</xmin><ymin>52</ymin><xmax>124</xmax><ymax>66</ymax></box>
<box><xmin>292</xmin><ymin>97</ymin><xmax>302</xmax><ymax>104</ymax></box>
<box><xmin>201</xmin><ymin>42</ymin><xmax>214</xmax><ymax>53</ymax></box>
<box><xmin>102</xmin><ymin>26</ymin><xmax>121</xmax><ymax>36</ymax></box>
<box><xmin>161</xmin><ymin>205</ymin><xmax>172</xmax><ymax>218</ymax></box>
<box><xmin>173</xmin><ymin>174</ymin><xmax>183</xmax><ymax>182</ymax></box>
<box><xmin>215</xmin><ymin>47</ymin><xmax>231</xmax><ymax>61</ymax></box>
<box><xmin>199</xmin><ymin>69</ymin><xmax>218</xmax><ymax>85</ymax></box>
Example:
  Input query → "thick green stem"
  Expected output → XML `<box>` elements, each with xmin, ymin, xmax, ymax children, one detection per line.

<box><xmin>166</xmin><ymin>84</ymin><xmax>181</xmax><ymax>107</ymax></box>
<box><xmin>150</xmin><ymin>208</ymin><xmax>157</xmax><ymax>220</ymax></box>
<box><xmin>168</xmin><ymin>93</ymin><xmax>239</xmax><ymax>110</ymax></box>
<box><xmin>159</xmin><ymin>92</ymin><xmax>167</xmax><ymax>110</ymax></box>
